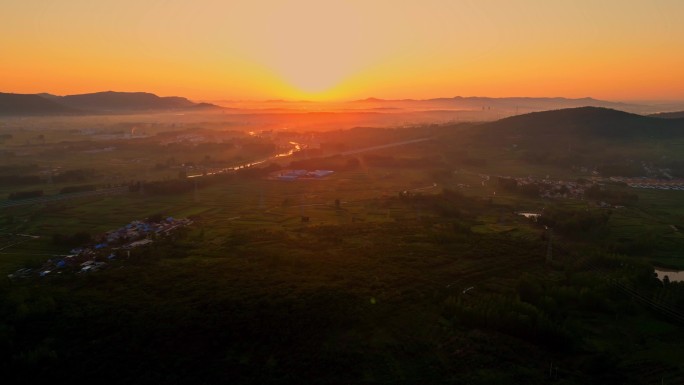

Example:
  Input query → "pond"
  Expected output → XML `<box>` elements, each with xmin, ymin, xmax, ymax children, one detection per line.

<box><xmin>655</xmin><ymin>268</ymin><xmax>684</xmax><ymax>283</ymax></box>
<box><xmin>517</xmin><ymin>212</ymin><xmax>541</xmax><ymax>220</ymax></box>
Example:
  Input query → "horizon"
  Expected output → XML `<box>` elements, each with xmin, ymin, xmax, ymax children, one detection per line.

<box><xmin>2</xmin><ymin>1</ymin><xmax>684</xmax><ymax>102</ymax></box>
<box><xmin>4</xmin><ymin>89</ymin><xmax>684</xmax><ymax>106</ymax></box>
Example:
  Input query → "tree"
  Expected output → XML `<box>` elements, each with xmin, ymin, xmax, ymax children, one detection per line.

<box><xmin>663</xmin><ymin>275</ymin><xmax>670</xmax><ymax>286</ymax></box>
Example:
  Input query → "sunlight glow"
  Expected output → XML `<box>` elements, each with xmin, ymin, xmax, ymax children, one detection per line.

<box><xmin>240</xmin><ymin>1</ymin><xmax>368</xmax><ymax>95</ymax></box>
<box><xmin>1</xmin><ymin>1</ymin><xmax>684</xmax><ymax>100</ymax></box>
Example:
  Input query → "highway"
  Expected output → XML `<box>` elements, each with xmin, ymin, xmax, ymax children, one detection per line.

<box><xmin>338</xmin><ymin>137</ymin><xmax>433</xmax><ymax>156</ymax></box>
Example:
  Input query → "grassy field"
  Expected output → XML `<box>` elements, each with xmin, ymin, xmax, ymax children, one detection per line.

<box><xmin>4</xmin><ymin>127</ymin><xmax>684</xmax><ymax>272</ymax></box>
<box><xmin>0</xmin><ymin>163</ymin><xmax>439</xmax><ymax>274</ymax></box>
<box><xmin>4</xmin><ymin>182</ymin><xmax>684</xmax><ymax>384</ymax></box>
<box><xmin>607</xmin><ymin>187</ymin><xmax>684</xmax><ymax>268</ymax></box>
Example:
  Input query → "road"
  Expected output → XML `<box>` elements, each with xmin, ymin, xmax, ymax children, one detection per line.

<box><xmin>338</xmin><ymin>137</ymin><xmax>433</xmax><ymax>156</ymax></box>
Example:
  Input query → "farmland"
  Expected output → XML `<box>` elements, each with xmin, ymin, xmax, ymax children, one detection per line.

<box><xmin>2</xmin><ymin>110</ymin><xmax>684</xmax><ymax>384</ymax></box>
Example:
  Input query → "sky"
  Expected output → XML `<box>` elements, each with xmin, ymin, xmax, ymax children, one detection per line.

<box><xmin>1</xmin><ymin>0</ymin><xmax>683</xmax><ymax>101</ymax></box>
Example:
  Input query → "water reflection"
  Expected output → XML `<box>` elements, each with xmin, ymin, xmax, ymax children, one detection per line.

<box><xmin>655</xmin><ymin>268</ymin><xmax>684</xmax><ymax>282</ymax></box>
<box><xmin>187</xmin><ymin>142</ymin><xmax>301</xmax><ymax>178</ymax></box>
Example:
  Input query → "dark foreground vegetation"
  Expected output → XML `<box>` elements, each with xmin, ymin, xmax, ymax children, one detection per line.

<box><xmin>2</xmin><ymin>190</ymin><xmax>684</xmax><ymax>384</ymax></box>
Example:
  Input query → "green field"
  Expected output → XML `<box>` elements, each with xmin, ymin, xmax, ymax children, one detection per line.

<box><xmin>3</xmin><ymin>119</ymin><xmax>684</xmax><ymax>384</ymax></box>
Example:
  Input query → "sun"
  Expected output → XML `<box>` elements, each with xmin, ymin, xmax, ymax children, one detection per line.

<box><xmin>279</xmin><ymin>63</ymin><xmax>349</xmax><ymax>95</ymax></box>
<box><xmin>247</xmin><ymin>1</ymin><xmax>367</xmax><ymax>96</ymax></box>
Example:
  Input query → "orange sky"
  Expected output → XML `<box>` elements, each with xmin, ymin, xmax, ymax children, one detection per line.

<box><xmin>1</xmin><ymin>0</ymin><xmax>683</xmax><ymax>101</ymax></box>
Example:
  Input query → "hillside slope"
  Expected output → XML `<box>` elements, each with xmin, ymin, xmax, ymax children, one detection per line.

<box><xmin>0</xmin><ymin>92</ymin><xmax>77</xmax><ymax>115</ymax></box>
<box><xmin>478</xmin><ymin>107</ymin><xmax>684</xmax><ymax>143</ymax></box>
<box><xmin>0</xmin><ymin>91</ymin><xmax>220</xmax><ymax>115</ymax></box>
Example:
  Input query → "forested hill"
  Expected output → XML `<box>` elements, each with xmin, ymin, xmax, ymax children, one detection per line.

<box><xmin>0</xmin><ymin>92</ymin><xmax>76</xmax><ymax>115</ymax></box>
<box><xmin>478</xmin><ymin>107</ymin><xmax>684</xmax><ymax>142</ymax></box>
<box><xmin>0</xmin><ymin>91</ymin><xmax>219</xmax><ymax>115</ymax></box>
<box><xmin>56</xmin><ymin>91</ymin><xmax>198</xmax><ymax>111</ymax></box>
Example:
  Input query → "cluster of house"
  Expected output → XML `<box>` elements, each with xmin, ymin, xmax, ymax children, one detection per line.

<box><xmin>274</xmin><ymin>169</ymin><xmax>334</xmax><ymax>181</ymax></box>
<box><xmin>609</xmin><ymin>177</ymin><xmax>684</xmax><ymax>191</ymax></box>
<box><xmin>540</xmin><ymin>180</ymin><xmax>588</xmax><ymax>199</ymax></box>
<box><xmin>159</xmin><ymin>133</ymin><xmax>208</xmax><ymax>145</ymax></box>
<box><xmin>513</xmin><ymin>177</ymin><xmax>588</xmax><ymax>199</ymax></box>
<box><xmin>7</xmin><ymin>217</ymin><xmax>192</xmax><ymax>280</ymax></box>
<box><xmin>102</xmin><ymin>218</ymin><xmax>190</xmax><ymax>244</ymax></box>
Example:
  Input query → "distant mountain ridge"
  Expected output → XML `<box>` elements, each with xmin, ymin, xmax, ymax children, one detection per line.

<box><xmin>0</xmin><ymin>93</ymin><xmax>76</xmax><ymax>115</ymax></box>
<box><xmin>58</xmin><ymin>91</ymin><xmax>197</xmax><ymax>111</ymax></box>
<box><xmin>351</xmin><ymin>96</ymin><xmax>662</xmax><ymax>114</ymax></box>
<box><xmin>3</xmin><ymin>92</ymin><xmax>683</xmax><ymax>116</ymax></box>
<box><xmin>0</xmin><ymin>91</ymin><xmax>219</xmax><ymax>115</ymax></box>
<box><xmin>649</xmin><ymin>111</ymin><xmax>684</xmax><ymax>119</ymax></box>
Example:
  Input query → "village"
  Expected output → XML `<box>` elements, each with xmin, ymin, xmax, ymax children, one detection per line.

<box><xmin>7</xmin><ymin>216</ymin><xmax>192</xmax><ymax>279</ymax></box>
<box><xmin>608</xmin><ymin>176</ymin><xmax>684</xmax><ymax>190</ymax></box>
<box><xmin>507</xmin><ymin>176</ymin><xmax>588</xmax><ymax>199</ymax></box>
<box><xmin>271</xmin><ymin>169</ymin><xmax>335</xmax><ymax>181</ymax></box>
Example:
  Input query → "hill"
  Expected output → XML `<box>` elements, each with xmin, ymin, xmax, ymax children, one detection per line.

<box><xmin>0</xmin><ymin>91</ymin><xmax>220</xmax><ymax>115</ymax></box>
<box><xmin>56</xmin><ymin>91</ymin><xmax>213</xmax><ymax>112</ymax></box>
<box><xmin>457</xmin><ymin>107</ymin><xmax>684</xmax><ymax>178</ymax></box>
<box><xmin>478</xmin><ymin>107</ymin><xmax>684</xmax><ymax>143</ymax></box>
<box><xmin>0</xmin><ymin>92</ymin><xmax>77</xmax><ymax>115</ymax></box>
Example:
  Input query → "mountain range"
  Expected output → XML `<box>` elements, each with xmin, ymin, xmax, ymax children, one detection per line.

<box><xmin>351</xmin><ymin>96</ymin><xmax>684</xmax><ymax>115</ymax></box>
<box><xmin>0</xmin><ymin>91</ymin><xmax>218</xmax><ymax>115</ymax></box>
<box><xmin>3</xmin><ymin>91</ymin><xmax>684</xmax><ymax>117</ymax></box>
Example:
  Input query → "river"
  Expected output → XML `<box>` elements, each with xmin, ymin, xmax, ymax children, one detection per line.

<box><xmin>187</xmin><ymin>141</ymin><xmax>301</xmax><ymax>178</ymax></box>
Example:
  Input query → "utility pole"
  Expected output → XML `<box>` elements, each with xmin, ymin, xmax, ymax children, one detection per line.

<box><xmin>299</xmin><ymin>195</ymin><xmax>304</xmax><ymax>218</ymax></box>
<box><xmin>546</xmin><ymin>227</ymin><xmax>553</xmax><ymax>263</ymax></box>
<box><xmin>193</xmin><ymin>178</ymin><xmax>198</xmax><ymax>202</ymax></box>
